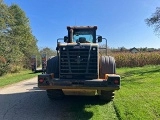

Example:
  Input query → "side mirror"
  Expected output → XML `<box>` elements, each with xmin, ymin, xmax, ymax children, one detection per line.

<box><xmin>56</xmin><ymin>42</ymin><xmax>60</xmax><ymax>50</ymax></box>
<box><xmin>64</xmin><ymin>36</ymin><xmax>68</xmax><ymax>42</ymax></box>
<box><xmin>98</xmin><ymin>36</ymin><xmax>102</xmax><ymax>42</ymax></box>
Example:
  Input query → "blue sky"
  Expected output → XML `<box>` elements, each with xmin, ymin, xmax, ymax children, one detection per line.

<box><xmin>4</xmin><ymin>0</ymin><xmax>160</xmax><ymax>49</ymax></box>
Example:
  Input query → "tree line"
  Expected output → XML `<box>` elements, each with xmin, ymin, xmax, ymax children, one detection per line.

<box><xmin>0</xmin><ymin>1</ymin><xmax>40</xmax><ymax>75</ymax></box>
<box><xmin>0</xmin><ymin>1</ymin><xmax>57</xmax><ymax>76</ymax></box>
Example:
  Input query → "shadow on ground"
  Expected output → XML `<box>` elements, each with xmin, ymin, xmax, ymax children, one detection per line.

<box><xmin>120</xmin><ymin>67</ymin><xmax>160</xmax><ymax>86</ymax></box>
<box><xmin>0</xmin><ymin>89</ymin><xmax>109</xmax><ymax>120</ymax></box>
<box><xmin>122</xmin><ymin>68</ymin><xmax>160</xmax><ymax>78</ymax></box>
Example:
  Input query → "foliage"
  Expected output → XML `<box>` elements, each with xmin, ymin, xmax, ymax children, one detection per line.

<box><xmin>8</xmin><ymin>4</ymin><xmax>39</xmax><ymax>69</ymax></box>
<box><xmin>39</xmin><ymin>47</ymin><xmax>57</xmax><ymax>59</ymax></box>
<box><xmin>0</xmin><ymin>56</ymin><xmax>8</xmax><ymax>76</ymax></box>
<box><xmin>145</xmin><ymin>7</ymin><xmax>160</xmax><ymax>33</ymax></box>
<box><xmin>0</xmin><ymin>1</ymin><xmax>39</xmax><ymax>75</ymax></box>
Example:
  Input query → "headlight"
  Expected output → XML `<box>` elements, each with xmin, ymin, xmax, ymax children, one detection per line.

<box><xmin>63</xmin><ymin>47</ymin><xmax>66</xmax><ymax>50</ymax></box>
<box><xmin>92</xmin><ymin>47</ymin><xmax>96</xmax><ymax>50</ymax></box>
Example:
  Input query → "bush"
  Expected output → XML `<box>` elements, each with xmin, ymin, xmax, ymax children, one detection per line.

<box><xmin>8</xmin><ymin>63</ymin><xmax>23</xmax><ymax>73</ymax></box>
<box><xmin>0</xmin><ymin>56</ymin><xmax>8</xmax><ymax>76</ymax></box>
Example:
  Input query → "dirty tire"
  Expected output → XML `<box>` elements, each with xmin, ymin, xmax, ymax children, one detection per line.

<box><xmin>99</xmin><ymin>56</ymin><xmax>116</xmax><ymax>75</ymax></box>
<box><xmin>46</xmin><ymin>56</ymin><xmax>63</xmax><ymax>100</ymax></box>
<box><xmin>47</xmin><ymin>89</ymin><xmax>64</xmax><ymax>100</ymax></box>
<box><xmin>100</xmin><ymin>91</ymin><xmax>115</xmax><ymax>101</ymax></box>
<box><xmin>99</xmin><ymin>56</ymin><xmax>116</xmax><ymax>101</ymax></box>
<box><xmin>46</xmin><ymin>56</ymin><xmax>59</xmax><ymax>77</ymax></box>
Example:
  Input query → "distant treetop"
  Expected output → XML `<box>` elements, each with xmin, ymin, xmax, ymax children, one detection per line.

<box><xmin>145</xmin><ymin>7</ymin><xmax>160</xmax><ymax>34</ymax></box>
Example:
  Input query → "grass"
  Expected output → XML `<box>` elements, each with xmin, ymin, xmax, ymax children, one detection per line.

<box><xmin>114</xmin><ymin>65</ymin><xmax>160</xmax><ymax>120</ymax></box>
<box><xmin>60</xmin><ymin>96</ymin><xmax>118</xmax><ymax>120</ymax></box>
<box><xmin>0</xmin><ymin>69</ymin><xmax>39</xmax><ymax>87</ymax></box>
<box><xmin>84</xmin><ymin>101</ymin><xmax>118</xmax><ymax>120</ymax></box>
<box><xmin>73</xmin><ymin>65</ymin><xmax>160</xmax><ymax>120</ymax></box>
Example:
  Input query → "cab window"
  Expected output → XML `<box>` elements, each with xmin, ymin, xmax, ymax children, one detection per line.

<box><xmin>73</xmin><ymin>30</ymin><xmax>93</xmax><ymax>43</ymax></box>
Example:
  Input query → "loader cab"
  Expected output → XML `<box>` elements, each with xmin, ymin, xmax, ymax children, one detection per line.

<box><xmin>64</xmin><ymin>26</ymin><xmax>102</xmax><ymax>43</ymax></box>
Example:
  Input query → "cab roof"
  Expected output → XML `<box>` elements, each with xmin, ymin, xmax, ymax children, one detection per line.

<box><xmin>67</xmin><ymin>26</ymin><xmax>97</xmax><ymax>30</ymax></box>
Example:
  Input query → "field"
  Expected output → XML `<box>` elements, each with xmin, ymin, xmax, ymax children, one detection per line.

<box><xmin>112</xmin><ymin>51</ymin><xmax>160</xmax><ymax>68</ymax></box>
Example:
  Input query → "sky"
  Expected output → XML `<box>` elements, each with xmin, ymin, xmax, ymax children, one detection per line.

<box><xmin>4</xmin><ymin>0</ymin><xmax>160</xmax><ymax>50</ymax></box>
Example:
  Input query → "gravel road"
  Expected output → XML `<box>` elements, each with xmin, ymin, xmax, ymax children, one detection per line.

<box><xmin>0</xmin><ymin>77</ymin><xmax>96</xmax><ymax>120</ymax></box>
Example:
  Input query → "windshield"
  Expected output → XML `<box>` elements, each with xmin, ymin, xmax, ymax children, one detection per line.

<box><xmin>73</xmin><ymin>29</ymin><xmax>93</xmax><ymax>43</ymax></box>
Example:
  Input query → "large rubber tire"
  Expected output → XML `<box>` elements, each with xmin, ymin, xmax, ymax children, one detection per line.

<box><xmin>100</xmin><ymin>91</ymin><xmax>115</xmax><ymax>101</ymax></box>
<box><xmin>46</xmin><ymin>56</ymin><xmax>64</xmax><ymax>100</ymax></box>
<box><xmin>46</xmin><ymin>56</ymin><xmax>59</xmax><ymax>77</ymax></box>
<box><xmin>99</xmin><ymin>56</ymin><xmax>116</xmax><ymax>76</ymax></box>
<box><xmin>99</xmin><ymin>56</ymin><xmax>116</xmax><ymax>101</ymax></box>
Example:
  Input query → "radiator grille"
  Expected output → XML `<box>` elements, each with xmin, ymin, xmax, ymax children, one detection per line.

<box><xmin>60</xmin><ymin>46</ymin><xmax>98</xmax><ymax>79</ymax></box>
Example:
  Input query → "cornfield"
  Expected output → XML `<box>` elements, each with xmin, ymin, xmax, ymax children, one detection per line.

<box><xmin>111</xmin><ymin>52</ymin><xmax>160</xmax><ymax>68</ymax></box>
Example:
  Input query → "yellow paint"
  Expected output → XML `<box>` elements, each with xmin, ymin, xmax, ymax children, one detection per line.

<box><xmin>62</xmin><ymin>89</ymin><xmax>97</xmax><ymax>96</ymax></box>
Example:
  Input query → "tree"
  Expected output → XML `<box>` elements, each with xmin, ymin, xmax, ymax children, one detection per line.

<box><xmin>0</xmin><ymin>1</ymin><xmax>39</xmax><ymax>74</ymax></box>
<box><xmin>8</xmin><ymin>4</ymin><xmax>39</xmax><ymax>69</ymax></box>
<box><xmin>0</xmin><ymin>0</ymin><xmax>15</xmax><ymax>75</ymax></box>
<box><xmin>119</xmin><ymin>46</ymin><xmax>127</xmax><ymax>52</ymax></box>
<box><xmin>145</xmin><ymin>7</ymin><xmax>160</xmax><ymax>33</ymax></box>
<box><xmin>0</xmin><ymin>0</ymin><xmax>14</xmax><ymax>36</ymax></box>
<box><xmin>39</xmin><ymin>47</ymin><xmax>56</xmax><ymax>59</ymax></box>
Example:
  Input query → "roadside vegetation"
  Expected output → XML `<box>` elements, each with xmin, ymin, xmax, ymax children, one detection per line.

<box><xmin>0</xmin><ymin>70</ymin><xmax>39</xmax><ymax>87</ymax></box>
<box><xmin>0</xmin><ymin>1</ymin><xmax>39</xmax><ymax>76</ymax></box>
<box><xmin>0</xmin><ymin>1</ymin><xmax>56</xmax><ymax>76</ymax></box>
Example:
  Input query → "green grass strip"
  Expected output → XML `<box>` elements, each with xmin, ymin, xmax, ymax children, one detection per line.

<box><xmin>114</xmin><ymin>65</ymin><xmax>160</xmax><ymax>120</ymax></box>
<box><xmin>0</xmin><ymin>70</ymin><xmax>39</xmax><ymax>87</ymax></box>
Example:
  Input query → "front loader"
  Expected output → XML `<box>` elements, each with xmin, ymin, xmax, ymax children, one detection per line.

<box><xmin>38</xmin><ymin>26</ymin><xmax>120</xmax><ymax>101</ymax></box>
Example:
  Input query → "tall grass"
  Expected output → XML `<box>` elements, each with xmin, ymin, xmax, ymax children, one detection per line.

<box><xmin>111</xmin><ymin>52</ymin><xmax>160</xmax><ymax>68</ymax></box>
